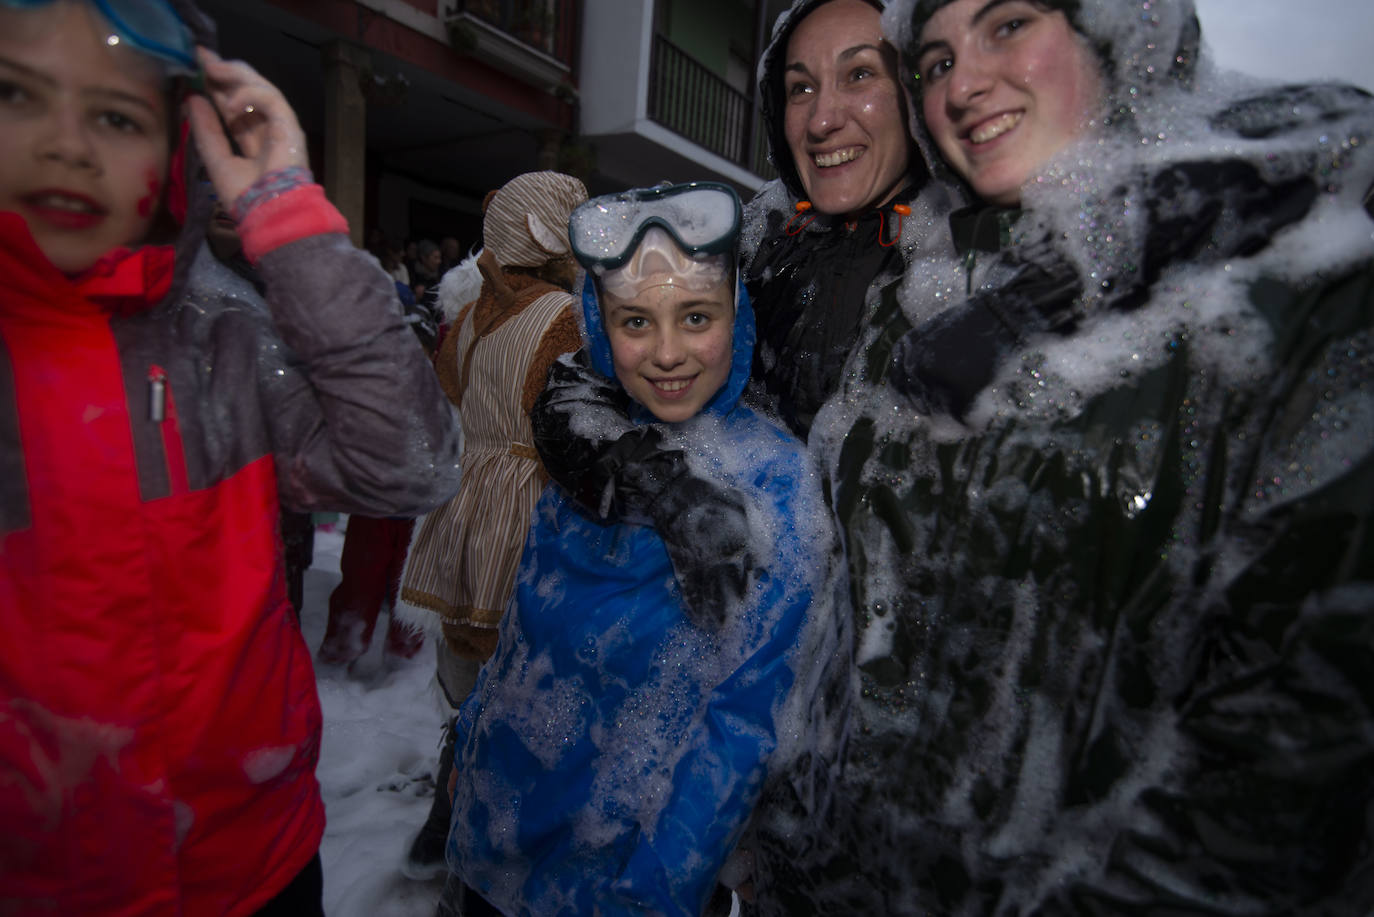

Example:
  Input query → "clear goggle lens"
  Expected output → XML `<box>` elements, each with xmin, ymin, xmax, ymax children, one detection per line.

<box><xmin>569</xmin><ymin>182</ymin><xmax>742</xmax><ymax>272</ymax></box>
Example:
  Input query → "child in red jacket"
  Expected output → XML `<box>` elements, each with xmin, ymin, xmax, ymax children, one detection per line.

<box><xmin>0</xmin><ymin>1</ymin><xmax>462</xmax><ymax>914</ymax></box>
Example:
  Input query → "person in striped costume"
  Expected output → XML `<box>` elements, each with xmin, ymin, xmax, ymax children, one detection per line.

<box><xmin>397</xmin><ymin>170</ymin><xmax>588</xmax><ymax>882</ymax></box>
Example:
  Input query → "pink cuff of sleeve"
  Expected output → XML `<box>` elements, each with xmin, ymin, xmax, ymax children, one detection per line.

<box><xmin>237</xmin><ymin>184</ymin><xmax>350</xmax><ymax>263</ymax></box>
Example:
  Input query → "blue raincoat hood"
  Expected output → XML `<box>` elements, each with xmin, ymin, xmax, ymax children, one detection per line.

<box><xmin>579</xmin><ymin>271</ymin><xmax>756</xmax><ymax>421</ymax></box>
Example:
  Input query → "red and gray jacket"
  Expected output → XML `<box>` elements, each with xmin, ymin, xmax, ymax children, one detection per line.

<box><xmin>0</xmin><ymin>180</ymin><xmax>463</xmax><ymax>915</ymax></box>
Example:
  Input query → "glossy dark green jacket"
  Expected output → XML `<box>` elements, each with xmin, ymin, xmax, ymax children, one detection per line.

<box><xmin>744</xmin><ymin>57</ymin><xmax>1374</xmax><ymax>917</ymax></box>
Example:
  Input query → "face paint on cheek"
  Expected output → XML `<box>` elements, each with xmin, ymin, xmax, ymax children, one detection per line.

<box><xmin>137</xmin><ymin>171</ymin><xmax>163</xmax><ymax>219</ymax></box>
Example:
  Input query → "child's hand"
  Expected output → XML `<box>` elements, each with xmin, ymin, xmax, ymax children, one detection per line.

<box><xmin>187</xmin><ymin>48</ymin><xmax>310</xmax><ymax>209</ymax></box>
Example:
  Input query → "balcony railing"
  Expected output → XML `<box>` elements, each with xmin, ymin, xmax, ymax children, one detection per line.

<box><xmin>648</xmin><ymin>34</ymin><xmax>775</xmax><ymax>180</ymax></box>
<box><xmin>447</xmin><ymin>0</ymin><xmax>576</xmax><ymax>65</ymax></box>
<box><xmin>751</xmin><ymin>115</ymin><xmax>775</xmax><ymax>180</ymax></box>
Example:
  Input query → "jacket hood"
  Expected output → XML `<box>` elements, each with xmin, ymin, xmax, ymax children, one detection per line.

<box><xmin>128</xmin><ymin>0</ymin><xmax>221</xmax><ymax>305</ymax></box>
<box><xmin>876</xmin><ymin>0</ymin><xmax>1374</xmax><ymax>423</ymax></box>
<box><xmin>481</xmin><ymin>171</ymin><xmax>588</xmax><ymax>269</ymax></box>
<box><xmin>578</xmin><ymin>272</ymin><xmax>756</xmax><ymax>421</ymax></box>
<box><xmin>758</xmin><ymin>0</ymin><xmax>925</xmax><ymax>203</ymax></box>
<box><xmin>168</xmin><ymin>0</ymin><xmax>217</xmax><ymax>48</ymax></box>
<box><xmin>885</xmin><ymin>0</ymin><xmax>1200</xmax><ymax>102</ymax></box>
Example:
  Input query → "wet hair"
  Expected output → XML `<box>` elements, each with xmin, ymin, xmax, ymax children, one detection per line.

<box><xmin>900</xmin><ymin>0</ymin><xmax>1079</xmax><ymax>46</ymax></box>
<box><xmin>896</xmin><ymin>0</ymin><xmax>1199</xmax><ymax>107</ymax></box>
<box><xmin>888</xmin><ymin>0</ymin><xmax>1202</xmax><ymax>203</ymax></box>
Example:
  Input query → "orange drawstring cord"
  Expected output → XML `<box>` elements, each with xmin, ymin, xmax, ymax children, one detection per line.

<box><xmin>784</xmin><ymin>200</ymin><xmax>817</xmax><ymax>235</ymax></box>
<box><xmin>787</xmin><ymin>200</ymin><xmax>910</xmax><ymax>244</ymax></box>
<box><xmin>879</xmin><ymin>203</ymin><xmax>911</xmax><ymax>247</ymax></box>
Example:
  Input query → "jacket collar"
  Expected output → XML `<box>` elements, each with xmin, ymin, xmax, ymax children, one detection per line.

<box><xmin>1</xmin><ymin>212</ymin><xmax>175</xmax><ymax>318</ymax></box>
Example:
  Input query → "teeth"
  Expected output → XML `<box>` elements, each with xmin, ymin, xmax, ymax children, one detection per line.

<box><xmin>813</xmin><ymin>147</ymin><xmax>863</xmax><ymax>168</ymax></box>
<box><xmin>969</xmin><ymin>112</ymin><xmax>1021</xmax><ymax>144</ymax></box>
<box><xmin>32</xmin><ymin>194</ymin><xmax>97</xmax><ymax>213</ymax></box>
<box><xmin>654</xmin><ymin>379</ymin><xmax>690</xmax><ymax>393</ymax></box>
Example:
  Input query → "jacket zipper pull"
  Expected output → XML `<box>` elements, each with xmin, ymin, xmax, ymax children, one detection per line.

<box><xmin>148</xmin><ymin>366</ymin><xmax>167</xmax><ymax>423</ymax></box>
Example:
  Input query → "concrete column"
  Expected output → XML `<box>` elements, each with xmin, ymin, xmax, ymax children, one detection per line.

<box><xmin>322</xmin><ymin>41</ymin><xmax>369</xmax><ymax>248</ymax></box>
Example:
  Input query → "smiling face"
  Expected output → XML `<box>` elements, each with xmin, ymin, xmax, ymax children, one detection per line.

<box><xmin>0</xmin><ymin>1</ymin><xmax>171</xmax><ymax>275</ymax></box>
<box><xmin>915</xmin><ymin>0</ymin><xmax>1103</xmax><ymax>207</ymax></box>
<box><xmin>602</xmin><ymin>278</ymin><xmax>735</xmax><ymax>424</ymax></box>
<box><xmin>782</xmin><ymin>0</ymin><xmax>911</xmax><ymax>218</ymax></box>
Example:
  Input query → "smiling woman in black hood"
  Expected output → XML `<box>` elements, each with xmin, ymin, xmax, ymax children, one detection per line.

<box><xmin>741</xmin><ymin>0</ymin><xmax>933</xmax><ymax>436</ymax></box>
<box><xmin>758</xmin><ymin>0</ymin><xmax>1374</xmax><ymax>913</ymax></box>
<box><xmin>757</xmin><ymin>0</ymin><xmax>912</xmax><ymax>214</ymax></box>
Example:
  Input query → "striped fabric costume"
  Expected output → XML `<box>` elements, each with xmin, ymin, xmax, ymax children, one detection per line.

<box><xmin>400</xmin><ymin>172</ymin><xmax>585</xmax><ymax>663</ymax></box>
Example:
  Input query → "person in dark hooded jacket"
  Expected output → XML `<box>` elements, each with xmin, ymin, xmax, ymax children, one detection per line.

<box><xmin>745</xmin><ymin>0</ymin><xmax>1374</xmax><ymax>913</ymax></box>
<box><xmin>442</xmin><ymin>183</ymin><xmax>847</xmax><ymax>917</ymax></box>
<box><xmin>743</xmin><ymin>0</ymin><xmax>936</xmax><ymax>436</ymax></box>
<box><xmin>0</xmin><ymin>1</ymin><xmax>462</xmax><ymax>913</ymax></box>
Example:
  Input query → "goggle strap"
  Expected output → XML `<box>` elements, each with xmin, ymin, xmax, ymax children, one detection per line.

<box><xmin>89</xmin><ymin>0</ymin><xmax>197</xmax><ymax>73</ymax></box>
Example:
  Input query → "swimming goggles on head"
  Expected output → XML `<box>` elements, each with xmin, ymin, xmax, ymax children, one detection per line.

<box><xmin>3</xmin><ymin>0</ymin><xmax>197</xmax><ymax>75</ymax></box>
<box><xmin>569</xmin><ymin>181</ymin><xmax>742</xmax><ymax>273</ymax></box>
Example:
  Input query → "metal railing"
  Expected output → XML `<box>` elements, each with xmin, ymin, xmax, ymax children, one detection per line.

<box><xmin>751</xmin><ymin>115</ymin><xmax>775</xmax><ymax>180</ymax></box>
<box><xmin>448</xmin><ymin>0</ymin><xmax>577</xmax><ymax>64</ymax></box>
<box><xmin>648</xmin><ymin>34</ymin><xmax>775</xmax><ymax>180</ymax></box>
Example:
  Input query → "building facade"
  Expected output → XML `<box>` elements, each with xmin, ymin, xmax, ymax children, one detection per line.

<box><xmin>200</xmin><ymin>0</ymin><xmax>787</xmax><ymax>252</ymax></box>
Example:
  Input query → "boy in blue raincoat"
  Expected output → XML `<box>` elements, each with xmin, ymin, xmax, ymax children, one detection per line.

<box><xmin>442</xmin><ymin>183</ymin><xmax>849</xmax><ymax>917</ymax></box>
